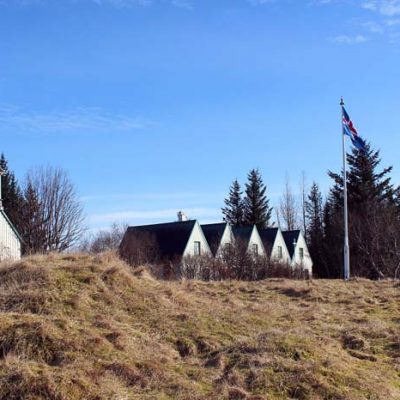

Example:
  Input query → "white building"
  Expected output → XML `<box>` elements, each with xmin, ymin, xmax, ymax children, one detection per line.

<box><xmin>282</xmin><ymin>230</ymin><xmax>313</xmax><ymax>275</ymax></box>
<box><xmin>232</xmin><ymin>225</ymin><xmax>266</xmax><ymax>257</ymax></box>
<box><xmin>120</xmin><ymin>219</ymin><xmax>211</xmax><ymax>261</ymax></box>
<box><xmin>119</xmin><ymin>214</ymin><xmax>314</xmax><ymax>278</ymax></box>
<box><xmin>0</xmin><ymin>169</ymin><xmax>22</xmax><ymax>261</ymax></box>
<box><xmin>201</xmin><ymin>223</ymin><xmax>234</xmax><ymax>257</ymax></box>
<box><xmin>259</xmin><ymin>227</ymin><xmax>291</xmax><ymax>264</ymax></box>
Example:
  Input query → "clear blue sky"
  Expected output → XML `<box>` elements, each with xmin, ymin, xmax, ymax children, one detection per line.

<box><xmin>1</xmin><ymin>0</ymin><xmax>400</xmax><ymax>231</ymax></box>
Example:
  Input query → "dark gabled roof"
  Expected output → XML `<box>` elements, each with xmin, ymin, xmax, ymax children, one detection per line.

<box><xmin>122</xmin><ymin>220</ymin><xmax>196</xmax><ymax>259</ymax></box>
<box><xmin>258</xmin><ymin>228</ymin><xmax>279</xmax><ymax>255</ymax></box>
<box><xmin>282</xmin><ymin>230</ymin><xmax>301</xmax><ymax>258</ymax></box>
<box><xmin>231</xmin><ymin>226</ymin><xmax>254</xmax><ymax>244</ymax></box>
<box><xmin>201</xmin><ymin>223</ymin><xmax>227</xmax><ymax>256</ymax></box>
<box><xmin>0</xmin><ymin>209</ymin><xmax>23</xmax><ymax>243</ymax></box>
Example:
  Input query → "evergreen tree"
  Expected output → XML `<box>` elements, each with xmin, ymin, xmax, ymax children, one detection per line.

<box><xmin>20</xmin><ymin>180</ymin><xmax>46</xmax><ymax>254</ymax></box>
<box><xmin>325</xmin><ymin>143</ymin><xmax>400</xmax><ymax>278</ymax></box>
<box><xmin>321</xmin><ymin>194</ymin><xmax>342</xmax><ymax>278</ymax></box>
<box><xmin>222</xmin><ymin>179</ymin><xmax>244</xmax><ymax>227</ymax></box>
<box><xmin>243</xmin><ymin>169</ymin><xmax>272</xmax><ymax>229</ymax></box>
<box><xmin>0</xmin><ymin>153</ymin><xmax>24</xmax><ymax>232</ymax></box>
<box><xmin>305</xmin><ymin>182</ymin><xmax>326</xmax><ymax>277</ymax></box>
<box><xmin>328</xmin><ymin>144</ymin><xmax>398</xmax><ymax>210</ymax></box>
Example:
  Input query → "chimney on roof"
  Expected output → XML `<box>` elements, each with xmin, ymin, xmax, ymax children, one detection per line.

<box><xmin>0</xmin><ymin>167</ymin><xmax>4</xmax><ymax>210</ymax></box>
<box><xmin>177</xmin><ymin>211</ymin><xmax>188</xmax><ymax>222</ymax></box>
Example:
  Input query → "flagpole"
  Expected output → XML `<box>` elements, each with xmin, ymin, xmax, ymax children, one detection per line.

<box><xmin>341</xmin><ymin>97</ymin><xmax>350</xmax><ymax>280</ymax></box>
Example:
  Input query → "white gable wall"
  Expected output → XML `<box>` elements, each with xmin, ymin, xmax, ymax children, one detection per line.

<box><xmin>0</xmin><ymin>212</ymin><xmax>21</xmax><ymax>261</ymax></box>
<box><xmin>292</xmin><ymin>232</ymin><xmax>313</xmax><ymax>275</ymax></box>
<box><xmin>270</xmin><ymin>229</ymin><xmax>291</xmax><ymax>264</ymax></box>
<box><xmin>248</xmin><ymin>227</ymin><xmax>266</xmax><ymax>257</ymax></box>
<box><xmin>183</xmin><ymin>221</ymin><xmax>212</xmax><ymax>257</ymax></box>
<box><xmin>216</xmin><ymin>224</ymin><xmax>235</xmax><ymax>257</ymax></box>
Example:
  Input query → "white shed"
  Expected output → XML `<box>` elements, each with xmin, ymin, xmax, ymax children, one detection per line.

<box><xmin>232</xmin><ymin>225</ymin><xmax>266</xmax><ymax>257</ymax></box>
<box><xmin>0</xmin><ymin>210</ymin><xmax>22</xmax><ymax>261</ymax></box>
<box><xmin>183</xmin><ymin>221</ymin><xmax>212</xmax><ymax>258</ymax></box>
<box><xmin>259</xmin><ymin>228</ymin><xmax>291</xmax><ymax>264</ymax></box>
<box><xmin>0</xmin><ymin>169</ymin><xmax>22</xmax><ymax>261</ymax></box>
<box><xmin>282</xmin><ymin>230</ymin><xmax>313</xmax><ymax>275</ymax></box>
<box><xmin>120</xmin><ymin>219</ymin><xmax>211</xmax><ymax>262</ymax></box>
<box><xmin>201</xmin><ymin>223</ymin><xmax>234</xmax><ymax>257</ymax></box>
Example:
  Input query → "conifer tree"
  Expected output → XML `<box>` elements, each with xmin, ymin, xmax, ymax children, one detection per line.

<box><xmin>321</xmin><ymin>194</ymin><xmax>342</xmax><ymax>278</ymax></box>
<box><xmin>20</xmin><ymin>180</ymin><xmax>46</xmax><ymax>254</ymax></box>
<box><xmin>324</xmin><ymin>143</ymin><xmax>400</xmax><ymax>278</ymax></box>
<box><xmin>306</xmin><ymin>182</ymin><xmax>326</xmax><ymax>277</ymax></box>
<box><xmin>328</xmin><ymin>143</ymin><xmax>398</xmax><ymax>209</ymax></box>
<box><xmin>0</xmin><ymin>153</ymin><xmax>24</xmax><ymax>232</ymax></box>
<box><xmin>243</xmin><ymin>169</ymin><xmax>272</xmax><ymax>229</ymax></box>
<box><xmin>222</xmin><ymin>179</ymin><xmax>244</xmax><ymax>227</ymax></box>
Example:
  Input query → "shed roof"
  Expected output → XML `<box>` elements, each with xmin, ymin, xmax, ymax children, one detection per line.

<box><xmin>258</xmin><ymin>228</ymin><xmax>279</xmax><ymax>254</ymax></box>
<box><xmin>282</xmin><ymin>230</ymin><xmax>301</xmax><ymax>258</ymax></box>
<box><xmin>123</xmin><ymin>220</ymin><xmax>196</xmax><ymax>259</ymax></box>
<box><xmin>231</xmin><ymin>226</ymin><xmax>254</xmax><ymax>243</ymax></box>
<box><xmin>201</xmin><ymin>223</ymin><xmax>227</xmax><ymax>256</ymax></box>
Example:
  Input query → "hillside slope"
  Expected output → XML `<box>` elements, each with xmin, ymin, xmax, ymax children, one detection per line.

<box><xmin>0</xmin><ymin>253</ymin><xmax>399</xmax><ymax>400</ymax></box>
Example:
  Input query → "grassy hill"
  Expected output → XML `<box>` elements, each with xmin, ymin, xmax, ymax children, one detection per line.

<box><xmin>0</xmin><ymin>253</ymin><xmax>399</xmax><ymax>400</ymax></box>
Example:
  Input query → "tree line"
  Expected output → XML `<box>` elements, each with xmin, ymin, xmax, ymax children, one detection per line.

<box><xmin>222</xmin><ymin>142</ymin><xmax>400</xmax><ymax>280</ymax></box>
<box><xmin>4</xmin><ymin>138</ymin><xmax>400</xmax><ymax>280</ymax></box>
<box><xmin>315</xmin><ymin>143</ymin><xmax>400</xmax><ymax>279</ymax></box>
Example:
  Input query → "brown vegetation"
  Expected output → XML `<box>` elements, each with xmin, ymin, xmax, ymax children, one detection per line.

<box><xmin>179</xmin><ymin>242</ymin><xmax>307</xmax><ymax>281</ymax></box>
<box><xmin>0</xmin><ymin>253</ymin><xmax>399</xmax><ymax>399</ymax></box>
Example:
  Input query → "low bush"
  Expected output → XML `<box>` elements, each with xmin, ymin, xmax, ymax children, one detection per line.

<box><xmin>176</xmin><ymin>242</ymin><xmax>309</xmax><ymax>281</ymax></box>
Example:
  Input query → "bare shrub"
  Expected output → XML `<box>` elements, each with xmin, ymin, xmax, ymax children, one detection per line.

<box><xmin>119</xmin><ymin>230</ymin><xmax>159</xmax><ymax>267</ymax></box>
<box><xmin>22</xmin><ymin>166</ymin><xmax>85</xmax><ymax>253</ymax></box>
<box><xmin>243</xmin><ymin>253</ymin><xmax>307</xmax><ymax>280</ymax></box>
<box><xmin>80</xmin><ymin>223</ymin><xmax>127</xmax><ymax>254</ymax></box>
<box><xmin>352</xmin><ymin>202</ymin><xmax>400</xmax><ymax>279</ymax></box>
<box><xmin>219</xmin><ymin>240</ymin><xmax>255</xmax><ymax>280</ymax></box>
<box><xmin>179</xmin><ymin>255</ymin><xmax>222</xmax><ymax>280</ymax></box>
<box><xmin>177</xmin><ymin>241</ymin><xmax>308</xmax><ymax>281</ymax></box>
<box><xmin>279</xmin><ymin>174</ymin><xmax>300</xmax><ymax>231</ymax></box>
<box><xmin>218</xmin><ymin>240</ymin><xmax>307</xmax><ymax>281</ymax></box>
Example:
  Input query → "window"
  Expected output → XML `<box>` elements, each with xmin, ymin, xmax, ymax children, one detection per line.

<box><xmin>252</xmin><ymin>243</ymin><xmax>258</xmax><ymax>256</ymax></box>
<box><xmin>278</xmin><ymin>246</ymin><xmax>283</xmax><ymax>259</ymax></box>
<box><xmin>299</xmin><ymin>247</ymin><xmax>304</xmax><ymax>259</ymax></box>
<box><xmin>194</xmin><ymin>241</ymin><xmax>201</xmax><ymax>256</ymax></box>
<box><xmin>225</xmin><ymin>243</ymin><xmax>233</xmax><ymax>252</ymax></box>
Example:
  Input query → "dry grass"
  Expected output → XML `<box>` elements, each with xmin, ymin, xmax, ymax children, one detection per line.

<box><xmin>0</xmin><ymin>253</ymin><xmax>399</xmax><ymax>399</ymax></box>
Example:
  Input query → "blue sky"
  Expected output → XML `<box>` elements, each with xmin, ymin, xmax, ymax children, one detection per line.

<box><xmin>1</xmin><ymin>0</ymin><xmax>400</xmax><ymax>231</ymax></box>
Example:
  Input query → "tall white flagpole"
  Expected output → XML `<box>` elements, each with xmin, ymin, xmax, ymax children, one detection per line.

<box><xmin>341</xmin><ymin>97</ymin><xmax>350</xmax><ymax>280</ymax></box>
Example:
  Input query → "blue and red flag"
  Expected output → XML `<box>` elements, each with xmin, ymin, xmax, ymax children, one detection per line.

<box><xmin>342</xmin><ymin>107</ymin><xmax>366</xmax><ymax>151</ymax></box>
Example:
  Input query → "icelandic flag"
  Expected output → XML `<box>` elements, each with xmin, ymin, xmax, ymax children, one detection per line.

<box><xmin>342</xmin><ymin>107</ymin><xmax>366</xmax><ymax>151</ymax></box>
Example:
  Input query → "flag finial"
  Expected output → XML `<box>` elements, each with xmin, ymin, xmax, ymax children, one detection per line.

<box><xmin>340</xmin><ymin>97</ymin><xmax>344</xmax><ymax>106</ymax></box>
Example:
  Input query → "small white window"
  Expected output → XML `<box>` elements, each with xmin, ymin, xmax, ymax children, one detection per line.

<box><xmin>194</xmin><ymin>241</ymin><xmax>201</xmax><ymax>256</ymax></box>
<box><xmin>299</xmin><ymin>247</ymin><xmax>304</xmax><ymax>259</ymax></box>
<box><xmin>252</xmin><ymin>243</ymin><xmax>258</xmax><ymax>256</ymax></box>
<box><xmin>278</xmin><ymin>246</ymin><xmax>283</xmax><ymax>259</ymax></box>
